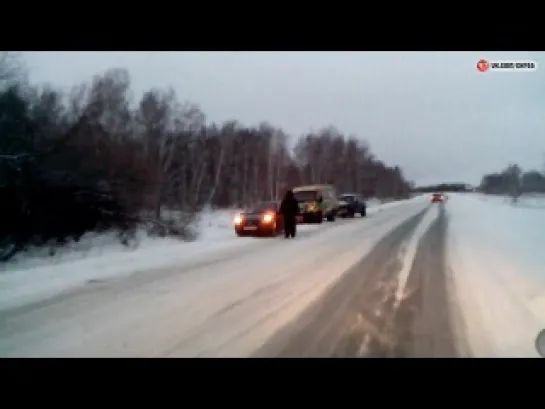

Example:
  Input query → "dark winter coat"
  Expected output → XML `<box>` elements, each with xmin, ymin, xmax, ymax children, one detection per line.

<box><xmin>279</xmin><ymin>190</ymin><xmax>299</xmax><ymax>218</ymax></box>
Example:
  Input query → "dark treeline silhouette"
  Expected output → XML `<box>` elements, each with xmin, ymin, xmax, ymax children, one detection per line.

<box><xmin>479</xmin><ymin>164</ymin><xmax>545</xmax><ymax>198</ymax></box>
<box><xmin>0</xmin><ymin>53</ymin><xmax>412</xmax><ymax>260</ymax></box>
<box><xmin>413</xmin><ymin>183</ymin><xmax>470</xmax><ymax>193</ymax></box>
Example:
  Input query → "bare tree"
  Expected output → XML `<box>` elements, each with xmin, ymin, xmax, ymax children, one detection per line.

<box><xmin>503</xmin><ymin>164</ymin><xmax>522</xmax><ymax>203</ymax></box>
<box><xmin>0</xmin><ymin>62</ymin><xmax>415</xmax><ymax>260</ymax></box>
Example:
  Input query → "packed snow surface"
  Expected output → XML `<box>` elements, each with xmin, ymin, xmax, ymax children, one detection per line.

<box><xmin>2</xmin><ymin>193</ymin><xmax>544</xmax><ymax>357</ymax></box>
<box><xmin>0</xmin><ymin>197</ymin><xmax>426</xmax><ymax>356</ymax></box>
<box><xmin>0</xmin><ymin>198</ymin><xmax>409</xmax><ymax>312</ymax></box>
<box><xmin>446</xmin><ymin>193</ymin><xmax>545</xmax><ymax>357</ymax></box>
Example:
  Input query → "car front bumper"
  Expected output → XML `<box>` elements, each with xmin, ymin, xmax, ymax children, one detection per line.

<box><xmin>235</xmin><ymin>221</ymin><xmax>276</xmax><ymax>234</ymax></box>
<box><xmin>297</xmin><ymin>212</ymin><xmax>322</xmax><ymax>223</ymax></box>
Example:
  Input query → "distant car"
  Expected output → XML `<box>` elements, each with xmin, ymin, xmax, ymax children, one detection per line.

<box><xmin>337</xmin><ymin>193</ymin><xmax>367</xmax><ymax>217</ymax></box>
<box><xmin>430</xmin><ymin>193</ymin><xmax>445</xmax><ymax>203</ymax></box>
<box><xmin>233</xmin><ymin>201</ymin><xmax>284</xmax><ymax>237</ymax></box>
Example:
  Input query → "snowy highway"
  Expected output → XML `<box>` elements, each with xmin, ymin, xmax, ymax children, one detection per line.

<box><xmin>1</xmin><ymin>194</ymin><xmax>544</xmax><ymax>357</ymax></box>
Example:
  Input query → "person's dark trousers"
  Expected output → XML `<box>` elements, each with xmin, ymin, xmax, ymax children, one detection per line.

<box><xmin>284</xmin><ymin>217</ymin><xmax>296</xmax><ymax>238</ymax></box>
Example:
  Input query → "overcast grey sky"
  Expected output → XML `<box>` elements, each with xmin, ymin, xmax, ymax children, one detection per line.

<box><xmin>20</xmin><ymin>51</ymin><xmax>545</xmax><ymax>186</ymax></box>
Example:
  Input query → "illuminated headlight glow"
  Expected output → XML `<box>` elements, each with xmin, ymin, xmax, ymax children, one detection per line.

<box><xmin>233</xmin><ymin>214</ymin><xmax>243</xmax><ymax>225</ymax></box>
<box><xmin>306</xmin><ymin>202</ymin><xmax>318</xmax><ymax>212</ymax></box>
<box><xmin>262</xmin><ymin>213</ymin><xmax>274</xmax><ymax>223</ymax></box>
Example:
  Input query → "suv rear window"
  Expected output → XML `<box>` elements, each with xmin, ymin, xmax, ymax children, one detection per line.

<box><xmin>339</xmin><ymin>195</ymin><xmax>355</xmax><ymax>202</ymax></box>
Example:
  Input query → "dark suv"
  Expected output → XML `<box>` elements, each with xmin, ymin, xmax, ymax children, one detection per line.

<box><xmin>337</xmin><ymin>193</ymin><xmax>367</xmax><ymax>218</ymax></box>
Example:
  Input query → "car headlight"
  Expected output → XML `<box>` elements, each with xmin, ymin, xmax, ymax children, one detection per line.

<box><xmin>307</xmin><ymin>203</ymin><xmax>317</xmax><ymax>212</ymax></box>
<box><xmin>233</xmin><ymin>214</ymin><xmax>243</xmax><ymax>225</ymax></box>
<box><xmin>262</xmin><ymin>213</ymin><xmax>274</xmax><ymax>223</ymax></box>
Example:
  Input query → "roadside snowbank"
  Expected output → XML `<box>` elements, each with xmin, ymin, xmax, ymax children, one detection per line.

<box><xmin>196</xmin><ymin>206</ymin><xmax>241</xmax><ymax>241</ymax></box>
<box><xmin>0</xmin><ymin>197</ymin><xmax>416</xmax><ymax>312</ymax></box>
<box><xmin>1</xmin><ymin>208</ymin><xmax>237</xmax><ymax>273</ymax></box>
<box><xmin>1</xmin><ymin>197</ymin><xmax>414</xmax><ymax>274</ymax></box>
<box><xmin>476</xmin><ymin>193</ymin><xmax>545</xmax><ymax>209</ymax></box>
<box><xmin>446</xmin><ymin>193</ymin><xmax>545</xmax><ymax>357</ymax></box>
<box><xmin>0</xmin><ymin>209</ymin><xmax>249</xmax><ymax>311</ymax></box>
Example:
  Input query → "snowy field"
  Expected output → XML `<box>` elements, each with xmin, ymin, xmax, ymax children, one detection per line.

<box><xmin>1</xmin><ymin>192</ymin><xmax>544</xmax><ymax>357</ymax></box>
<box><xmin>446</xmin><ymin>193</ymin><xmax>545</xmax><ymax>357</ymax></box>
<box><xmin>0</xmin><ymin>197</ymin><xmax>409</xmax><ymax>312</ymax></box>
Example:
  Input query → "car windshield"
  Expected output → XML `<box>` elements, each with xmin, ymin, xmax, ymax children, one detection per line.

<box><xmin>294</xmin><ymin>190</ymin><xmax>318</xmax><ymax>202</ymax></box>
<box><xmin>248</xmin><ymin>202</ymin><xmax>278</xmax><ymax>213</ymax></box>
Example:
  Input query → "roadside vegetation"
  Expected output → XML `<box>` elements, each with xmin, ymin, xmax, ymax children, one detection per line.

<box><xmin>480</xmin><ymin>163</ymin><xmax>545</xmax><ymax>202</ymax></box>
<box><xmin>0</xmin><ymin>52</ymin><xmax>412</xmax><ymax>261</ymax></box>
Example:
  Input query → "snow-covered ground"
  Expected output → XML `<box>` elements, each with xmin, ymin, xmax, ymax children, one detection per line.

<box><xmin>0</xmin><ymin>196</ymin><xmax>428</xmax><ymax>357</ymax></box>
<box><xmin>446</xmin><ymin>193</ymin><xmax>545</xmax><ymax>357</ymax></box>
<box><xmin>2</xmin><ymin>193</ymin><xmax>544</xmax><ymax>357</ymax></box>
<box><xmin>1</xmin><ymin>208</ymin><xmax>237</xmax><ymax>272</ymax></box>
<box><xmin>0</xmin><ymin>197</ymin><xmax>410</xmax><ymax>312</ymax></box>
<box><xmin>476</xmin><ymin>192</ymin><xmax>545</xmax><ymax>209</ymax></box>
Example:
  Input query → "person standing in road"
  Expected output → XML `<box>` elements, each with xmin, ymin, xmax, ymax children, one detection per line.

<box><xmin>279</xmin><ymin>189</ymin><xmax>299</xmax><ymax>238</ymax></box>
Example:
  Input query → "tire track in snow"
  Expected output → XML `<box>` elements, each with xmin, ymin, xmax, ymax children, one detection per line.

<box><xmin>390</xmin><ymin>203</ymin><xmax>459</xmax><ymax>357</ymax></box>
<box><xmin>254</xmin><ymin>205</ymin><xmax>438</xmax><ymax>357</ymax></box>
<box><xmin>0</xmin><ymin>200</ymin><xmax>427</xmax><ymax>357</ymax></box>
<box><xmin>161</xmin><ymin>203</ymin><xmax>429</xmax><ymax>357</ymax></box>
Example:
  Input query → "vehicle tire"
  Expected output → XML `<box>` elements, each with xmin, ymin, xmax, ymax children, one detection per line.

<box><xmin>316</xmin><ymin>212</ymin><xmax>323</xmax><ymax>223</ymax></box>
<box><xmin>326</xmin><ymin>212</ymin><xmax>335</xmax><ymax>222</ymax></box>
<box><xmin>236</xmin><ymin>229</ymin><xmax>245</xmax><ymax>237</ymax></box>
<box><xmin>348</xmin><ymin>211</ymin><xmax>355</xmax><ymax>218</ymax></box>
<box><xmin>361</xmin><ymin>208</ymin><xmax>366</xmax><ymax>217</ymax></box>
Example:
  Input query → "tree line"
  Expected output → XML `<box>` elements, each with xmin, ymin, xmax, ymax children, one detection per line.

<box><xmin>413</xmin><ymin>183</ymin><xmax>470</xmax><ymax>193</ymax></box>
<box><xmin>0</xmin><ymin>53</ymin><xmax>412</xmax><ymax>260</ymax></box>
<box><xmin>479</xmin><ymin>163</ymin><xmax>545</xmax><ymax>197</ymax></box>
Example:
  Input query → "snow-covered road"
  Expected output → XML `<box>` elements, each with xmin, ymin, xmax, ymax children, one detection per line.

<box><xmin>1</xmin><ymin>193</ymin><xmax>544</xmax><ymax>357</ymax></box>
<box><xmin>0</xmin><ymin>198</ymin><xmax>427</xmax><ymax>357</ymax></box>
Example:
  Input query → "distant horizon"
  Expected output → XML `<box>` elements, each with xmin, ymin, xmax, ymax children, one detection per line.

<box><xmin>20</xmin><ymin>51</ymin><xmax>545</xmax><ymax>186</ymax></box>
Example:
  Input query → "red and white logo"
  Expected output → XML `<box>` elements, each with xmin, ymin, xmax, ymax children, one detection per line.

<box><xmin>477</xmin><ymin>58</ymin><xmax>537</xmax><ymax>73</ymax></box>
<box><xmin>477</xmin><ymin>59</ymin><xmax>489</xmax><ymax>72</ymax></box>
